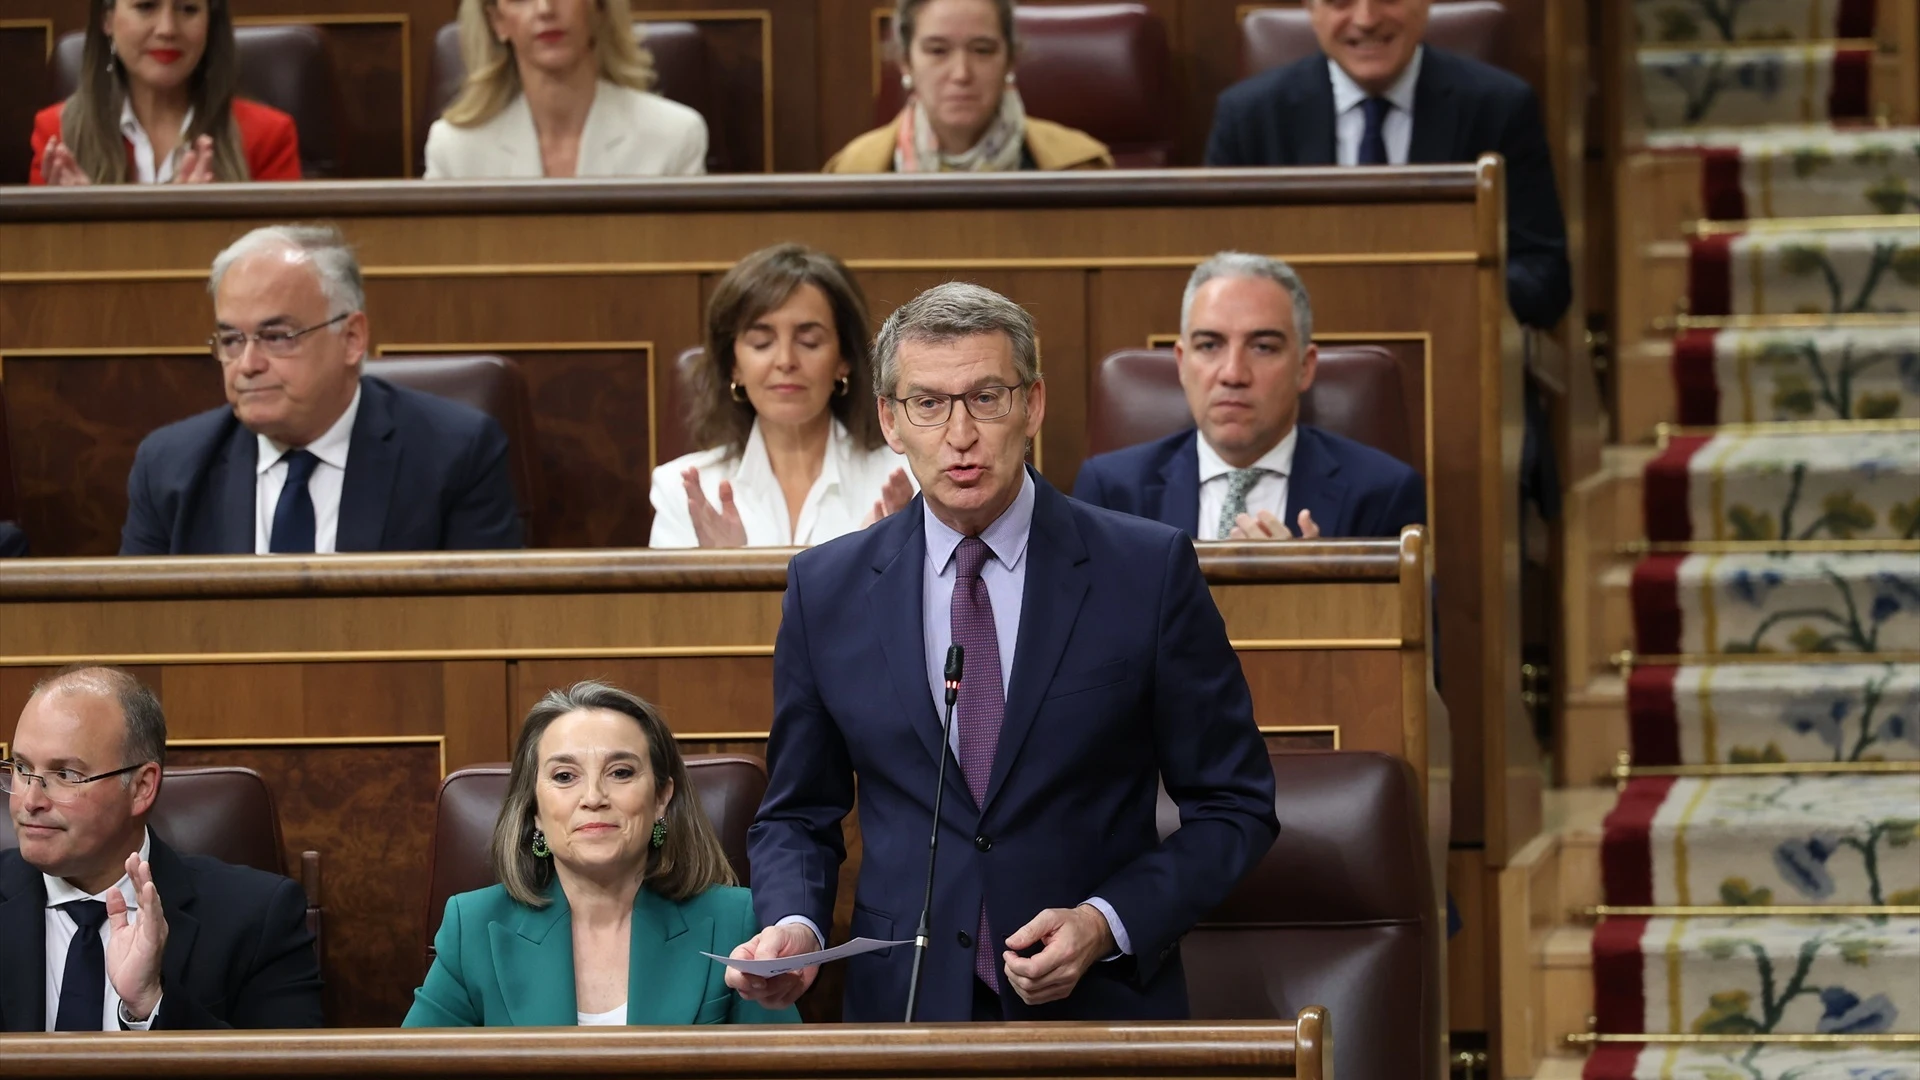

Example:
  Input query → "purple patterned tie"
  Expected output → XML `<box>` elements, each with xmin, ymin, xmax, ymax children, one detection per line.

<box><xmin>951</xmin><ymin>535</ymin><xmax>1004</xmax><ymax>990</ymax></box>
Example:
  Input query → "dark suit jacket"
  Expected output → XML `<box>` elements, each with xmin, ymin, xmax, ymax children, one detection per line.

<box><xmin>1072</xmin><ymin>425</ymin><xmax>1424</xmax><ymax>540</ymax></box>
<box><xmin>1205</xmin><ymin>47</ymin><xmax>1572</xmax><ymax>330</ymax></box>
<box><xmin>748</xmin><ymin>471</ymin><xmax>1279</xmax><ymax>1022</ymax></box>
<box><xmin>0</xmin><ymin>834</ymin><xmax>323</xmax><ymax>1030</ymax></box>
<box><xmin>120</xmin><ymin>374</ymin><xmax>524</xmax><ymax>555</ymax></box>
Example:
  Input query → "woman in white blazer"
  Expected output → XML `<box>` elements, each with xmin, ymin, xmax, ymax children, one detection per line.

<box><xmin>426</xmin><ymin>0</ymin><xmax>707</xmax><ymax>178</ymax></box>
<box><xmin>650</xmin><ymin>245</ymin><xmax>915</xmax><ymax>548</ymax></box>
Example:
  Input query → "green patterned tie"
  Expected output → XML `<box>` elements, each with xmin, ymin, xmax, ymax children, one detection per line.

<box><xmin>1217</xmin><ymin>467</ymin><xmax>1267</xmax><ymax>538</ymax></box>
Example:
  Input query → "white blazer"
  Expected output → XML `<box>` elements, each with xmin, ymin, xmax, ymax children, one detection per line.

<box><xmin>424</xmin><ymin>80</ymin><xmax>707</xmax><ymax>179</ymax></box>
<box><xmin>649</xmin><ymin>418</ymin><xmax>913</xmax><ymax>548</ymax></box>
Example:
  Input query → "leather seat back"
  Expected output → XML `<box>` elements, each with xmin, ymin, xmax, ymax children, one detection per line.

<box><xmin>1240</xmin><ymin>0</ymin><xmax>1508</xmax><ymax>77</ymax></box>
<box><xmin>53</xmin><ymin>25</ymin><xmax>345</xmax><ymax>177</ymax></box>
<box><xmin>1159</xmin><ymin>750</ymin><xmax>1441</xmax><ymax>1080</ymax></box>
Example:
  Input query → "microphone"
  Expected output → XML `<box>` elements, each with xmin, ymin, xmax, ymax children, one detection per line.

<box><xmin>904</xmin><ymin>644</ymin><xmax>964</xmax><ymax>1022</ymax></box>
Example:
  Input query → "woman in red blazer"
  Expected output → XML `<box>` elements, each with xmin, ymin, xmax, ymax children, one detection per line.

<box><xmin>30</xmin><ymin>0</ymin><xmax>300</xmax><ymax>185</ymax></box>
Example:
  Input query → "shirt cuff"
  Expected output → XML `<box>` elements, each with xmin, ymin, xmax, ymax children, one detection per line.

<box><xmin>1082</xmin><ymin>897</ymin><xmax>1132</xmax><ymax>958</ymax></box>
<box><xmin>774</xmin><ymin>915</ymin><xmax>824</xmax><ymax>951</ymax></box>
<box><xmin>118</xmin><ymin>994</ymin><xmax>160</xmax><ymax>1029</ymax></box>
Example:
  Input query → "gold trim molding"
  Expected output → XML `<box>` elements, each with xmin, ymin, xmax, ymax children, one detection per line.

<box><xmin>1258</xmin><ymin>724</ymin><xmax>1341</xmax><ymax>748</ymax></box>
<box><xmin>0</xmin><ymin>18</ymin><xmax>55</xmax><ymax>60</ymax></box>
<box><xmin>1578</xmin><ymin>904</ymin><xmax>1920</xmax><ymax>920</ymax></box>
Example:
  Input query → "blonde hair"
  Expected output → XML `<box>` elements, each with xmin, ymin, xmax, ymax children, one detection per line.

<box><xmin>490</xmin><ymin>681</ymin><xmax>736</xmax><ymax>909</ymax></box>
<box><xmin>441</xmin><ymin>0</ymin><xmax>656</xmax><ymax>128</ymax></box>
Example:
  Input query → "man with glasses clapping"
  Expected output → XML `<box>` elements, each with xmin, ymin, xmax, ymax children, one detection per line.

<box><xmin>118</xmin><ymin>224</ymin><xmax>523</xmax><ymax>555</ymax></box>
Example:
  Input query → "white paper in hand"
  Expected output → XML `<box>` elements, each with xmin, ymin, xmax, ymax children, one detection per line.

<box><xmin>703</xmin><ymin>937</ymin><xmax>912</xmax><ymax>977</ymax></box>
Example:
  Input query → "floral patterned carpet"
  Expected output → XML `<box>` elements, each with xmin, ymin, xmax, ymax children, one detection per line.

<box><xmin>1588</xmin><ymin>9</ymin><xmax>1918</xmax><ymax>1075</ymax></box>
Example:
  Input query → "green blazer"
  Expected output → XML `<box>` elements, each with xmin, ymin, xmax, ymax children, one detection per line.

<box><xmin>403</xmin><ymin>881</ymin><xmax>799</xmax><ymax>1027</ymax></box>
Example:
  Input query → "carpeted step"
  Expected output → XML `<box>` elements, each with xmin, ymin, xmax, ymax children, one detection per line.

<box><xmin>1636</xmin><ymin>0</ymin><xmax>1879</xmax><ymax>47</ymax></box>
<box><xmin>1592</xmin><ymin>913</ymin><xmax>1920</xmax><ymax>1035</ymax></box>
<box><xmin>1689</xmin><ymin>226</ymin><xmax>1920</xmax><ymax>318</ymax></box>
<box><xmin>1640</xmin><ymin>46</ymin><xmax>1873</xmax><ymax>131</ymax></box>
<box><xmin>1632</xmin><ymin>552</ymin><xmax>1920</xmax><ymax>657</ymax></box>
<box><xmin>1662</xmin><ymin>123</ymin><xmax>1920</xmax><ymax>220</ymax></box>
<box><xmin>1585</xmin><ymin>1042</ymin><xmax>1920</xmax><ymax>1079</ymax></box>
<box><xmin>1602</xmin><ymin>775</ymin><xmax>1920</xmax><ymax>907</ymax></box>
<box><xmin>1643</xmin><ymin>429</ymin><xmax>1920</xmax><ymax>542</ymax></box>
<box><xmin>1628</xmin><ymin>662</ymin><xmax>1920</xmax><ymax>765</ymax></box>
<box><xmin>1671</xmin><ymin>324</ymin><xmax>1920</xmax><ymax>425</ymax></box>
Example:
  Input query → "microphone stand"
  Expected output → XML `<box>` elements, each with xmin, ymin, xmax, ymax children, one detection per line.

<box><xmin>904</xmin><ymin>644</ymin><xmax>964</xmax><ymax>1022</ymax></box>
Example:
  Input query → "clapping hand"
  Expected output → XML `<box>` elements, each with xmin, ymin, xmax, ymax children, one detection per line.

<box><xmin>1227</xmin><ymin>509</ymin><xmax>1320</xmax><ymax>541</ymax></box>
<box><xmin>39</xmin><ymin>137</ymin><xmax>90</xmax><ymax>186</ymax></box>
<box><xmin>169</xmin><ymin>135</ymin><xmax>216</xmax><ymax>184</ymax></box>
<box><xmin>682</xmin><ymin>467</ymin><xmax>748</xmax><ymax>547</ymax></box>
<box><xmin>861</xmin><ymin>468</ymin><xmax>915</xmax><ymax>527</ymax></box>
<box><xmin>104</xmin><ymin>851</ymin><xmax>167</xmax><ymax>1022</ymax></box>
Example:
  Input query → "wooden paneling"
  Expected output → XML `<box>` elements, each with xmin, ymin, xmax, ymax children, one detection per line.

<box><xmin>0</xmin><ymin>20</ymin><xmax>53</xmax><ymax>186</ymax></box>
<box><xmin>232</xmin><ymin>15</ymin><xmax>413</xmax><ymax>179</ymax></box>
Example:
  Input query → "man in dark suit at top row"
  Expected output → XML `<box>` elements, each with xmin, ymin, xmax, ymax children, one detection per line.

<box><xmin>1205</xmin><ymin>0</ymin><xmax>1572</xmax><ymax>332</ymax></box>
<box><xmin>119</xmin><ymin>224</ymin><xmax>524</xmax><ymax>556</ymax></box>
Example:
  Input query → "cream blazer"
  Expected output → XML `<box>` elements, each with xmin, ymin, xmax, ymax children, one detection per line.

<box><xmin>424</xmin><ymin>80</ymin><xmax>707</xmax><ymax>179</ymax></box>
<box><xmin>648</xmin><ymin>418</ymin><xmax>913</xmax><ymax>548</ymax></box>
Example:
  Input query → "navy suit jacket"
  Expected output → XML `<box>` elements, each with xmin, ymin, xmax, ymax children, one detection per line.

<box><xmin>748</xmin><ymin>472</ymin><xmax>1279</xmax><ymax>1022</ymax></box>
<box><xmin>1072</xmin><ymin>425</ymin><xmax>1424</xmax><ymax>540</ymax></box>
<box><xmin>120</xmin><ymin>375</ymin><xmax>524</xmax><ymax>555</ymax></box>
<box><xmin>1205</xmin><ymin>47</ymin><xmax>1572</xmax><ymax>330</ymax></box>
<box><xmin>0</xmin><ymin>835</ymin><xmax>323</xmax><ymax>1031</ymax></box>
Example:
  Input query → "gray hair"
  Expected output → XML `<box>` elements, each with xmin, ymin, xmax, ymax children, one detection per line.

<box><xmin>208</xmin><ymin>224</ymin><xmax>366</xmax><ymax>321</ymax></box>
<box><xmin>31</xmin><ymin>666</ymin><xmax>168</xmax><ymax>777</ymax></box>
<box><xmin>1180</xmin><ymin>252</ymin><xmax>1314</xmax><ymax>345</ymax></box>
<box><xmin>871</xmin><ymin>282</ymin><xmax>1040</xmax><ymax>397</ymax></box>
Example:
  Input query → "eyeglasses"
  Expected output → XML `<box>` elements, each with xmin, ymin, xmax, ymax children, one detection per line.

<box><xmin>0</xmin><ymin>760</ymin><xmax>149</xmax><ymax>804</ymax></box>
<box><xmin>209</xmin><ymin>313</ymin><xmax>350</xmax><ymax>364</ymax></box>
<box><xmin>885</xmin><ymin>384</ymin><xmax>1028</xmax><ymax>428</ymax></box>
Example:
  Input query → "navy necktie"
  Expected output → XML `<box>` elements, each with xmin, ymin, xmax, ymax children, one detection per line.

<box><xmin>950</xmin><ymin>536</ymin><xmax>1005</xmax><ymax>992</ymax></box>
<box><xmin>54</xmin><ymin>899</ymin><xmax>108</xmax><ymax>1031</ymax></box>
<box><xmin>1358</xmin><ymin>96</ymin><xmax>1391</xmax><ymax>165</ymax></box>
<box><xmin>269</xmin><ymin>449</ymin><xmax>321</xmax><ymax>554</ymax></box>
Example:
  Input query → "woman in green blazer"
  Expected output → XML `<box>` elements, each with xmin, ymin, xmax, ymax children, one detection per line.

<box><xmin>404</xmin><ymin>681</ymin><xmax>799</xmax><ymax>1027</ymax></box>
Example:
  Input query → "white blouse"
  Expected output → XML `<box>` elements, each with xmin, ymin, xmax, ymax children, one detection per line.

<box><xmin>577</xmin><ymin>1002</ymin><xmax>626</xmax><ymax>1026</ymax></box>
<box><xmin>648</xmin><ymin>418</ymin><xmax>912</xmax><ymax>548</ymax></box>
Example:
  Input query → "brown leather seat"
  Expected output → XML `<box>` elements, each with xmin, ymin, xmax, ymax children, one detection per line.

<box><xmin>1088</xmin><ymin>346</ymin><xmax>1415</xmax><ymax>466</ymax></box>
<box><xmin>421</xmin><ymin>754</ymin><xmax>768</xmax><ymax>960</ymax></box>
<box><xmin>52</xmin><ymin>25</ymin><xmax>345</xmax><ymax>178</ymax></box>
<box><xmin>1240</xmin><ymin>0</ymin><xmax>1508</xmax><ymax>77</ymax></box>
<box><xmin>427</xmin><ymin>21</ymin><xmax>729</xmax><ymax>173</ymax></box>
<box><xmin>873</xmin><ymin>3</ymin><xmax>1176</xmax><ymax>167</ymax></box>
<box><xmin>0</xmin><ymin>766</ymin><xmax>325</xmax><ymax>962</ymax></box>
<box><xmin>0</xmin><ymin>380</ymin><xmax>17</xmax><ymax>521</ymax></box>
<box><xmin>365</xmin><ymin>354</ymin><xmax>544</xmax><ymax>547</ymax></box>
<box><xmin>1160</xmin><ymin>750</ymin><xmax>1441</xmax><ymax>1080</ymax></box>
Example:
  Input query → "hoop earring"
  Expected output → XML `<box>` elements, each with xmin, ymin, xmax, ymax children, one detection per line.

<box><xmin>650</xmin><ymin>818</ymin><xmax>667</xmax><ymax>849</ymax></box>
<box><xmin>835</xmin><ymin>376</ymin><xmax>850</xmax><ymax>398</ymax></box>
<box><xmin>729</xmin><ymin>381</ymin><xmax>748</xmax><ymax>404</ymax></box>
<box><xmin>530</xmin><ymin>828</ymin><xmax>551</xmax><ymax>858</ymax></box>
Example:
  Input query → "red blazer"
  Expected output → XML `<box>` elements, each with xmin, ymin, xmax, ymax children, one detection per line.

<box><xmin>29</xmin><ymin>97</ymin><xmax>301</xmax><ymax>184</ymax></box>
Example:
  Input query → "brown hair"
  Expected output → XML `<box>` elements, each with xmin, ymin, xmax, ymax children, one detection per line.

<box><xmin>442</xmin><ymin>0</ymin><xmax>656</xmax><ymax>128</ymax></box>
<box><xmin>61</xmin><ymin>0</ymin><xmax>250</xmax><ymax>184</ymax></box>
<box><xmin>687</xmin><ymin>243</ymin><xmax>884</xmax><ymax>458</ymax></box>
<box><xmin>491</xmin><ymin>681</ymin><xmax>735</xmax><ymax>908</ymax></box>
<box><xmin>894</xmin><ymin>0</ymin><xmax>1018</xmax><ymax>55</ymax></box>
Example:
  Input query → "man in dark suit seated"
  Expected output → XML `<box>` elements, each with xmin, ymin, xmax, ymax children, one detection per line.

<box><xmin>727</xmin><ymin>283</ymin><xmax>1278</xmax><ymax>1022</ymax></box>
<box><xmin>1075</xmin><ymin>252</ymin><xmax>1423</xmax><ymax>540</ymax></box>
<box><xmin>1204</xmin><ymin>0</ymin><xmax>1570</xmax><ymax>331</ymax></box>
<box><xmin>119</xmin><ymin>224</ymin><xmax>523</xmax><ymax>555</ymax></box>
<box><xmin>1</xmin><ymin>667</ymin><xmax>323</xmax><ymax>1030</ymax></box>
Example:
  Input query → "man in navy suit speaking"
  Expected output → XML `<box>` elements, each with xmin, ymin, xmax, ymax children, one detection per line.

<box><xmin>119</xmin><ymin>224</ymin><xmax>523</xmax><ymax>556</ymax></box>
<box><xmin>728</xmin><ymin>283</ymin><xmax>1278</xmax><ymax>1021</ymax></box>
<box><xmin>1075</xmin><ymin>252</ymin><xmax>1424</xmax><ymax>541</ymax></box>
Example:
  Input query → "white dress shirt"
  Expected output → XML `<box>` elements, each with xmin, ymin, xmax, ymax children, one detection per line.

<box><xmin>1196</xmin><ymin>426</ymin><xmax>1299</xmax><ymax>541</ymax></box>
<box><xmin>255</xmin><ymin>385</ymin><xmax>360</xmax><ymax>555</ymax></box>
<box><xmin>648</xmin><ymin>418</ymin><xmax>911</xmax><ymax>548</ymax></box>
<box><xmin>1330</xmin><ymin>46</ymin><xmax>1423</xmax><ymax>166</ymax></box>
<box><xmin>43</xmin><ymin>828</ymin><xmax>157</xmax><ymax>1031</ymax></box>
<box><xmin>119</xmin><ymin>100</ymin><xmax>194</xmax><ymax>183</ymax></box>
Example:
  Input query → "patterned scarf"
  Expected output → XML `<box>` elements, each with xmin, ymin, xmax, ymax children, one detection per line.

<box><xmin>892</xmin><ymin>85</ymin><xmax>1027</xmax><ymax>173</ymax></box>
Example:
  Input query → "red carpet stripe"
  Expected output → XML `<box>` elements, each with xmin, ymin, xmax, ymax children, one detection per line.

<box><xmin>1698</xmin><ymin>148</ymin><xmax>1746</xmax><ymax>222</ymax></box>
<box><xmin>1671</xmin><ymin>328</ymin><xmax>1720</xmax><ymax>426</ymax></box>
<box><xmin>1602</xmin><ymin>777</ymin><xmax>1676</xmax><ymax>907</ymax></box>
<box><xmin>1688</xmin><ymin>235</ymin><xmax>1733</xmax><ymax>317</ymax></box>
<box><xmin>1829</xmin><ymin>49</ymin><xmax>1873</xmax><ymax>120</ymax></box>
<box><xmin>1644</xmin><ymin>435</ymin><xmax>1710</xmax><ymax>543</ymax></box>
<box><xmin>1582</xmin><ymin>1043</ymin><xmax>1647</xmax><ymax>1079</ymax></box>
<box><xmin>1627</xmin><ymin>665</ymin><xmax>1682</xmax><ymax>766</ymax></box>
<box><xmin>1592</xmin><ymin>916</ymin><xmax>1653</xmax><ymax>1035</ymax></box>
<box><xmin>1837</xmin><ymin>0</ymin><xmax>1877</xmax><ymax>38</ymax></box>
<box><xmin>1631</xmin><ymin>556</ymin><xmax>1685</xmax><ymax>657</ymax></box>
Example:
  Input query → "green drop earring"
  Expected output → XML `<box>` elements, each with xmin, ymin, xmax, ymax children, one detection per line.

<box><xmin>530</xmin><ymin>827</ymin><xmax>551</xmax><ymax>858</ymax></box>
<box><xmin>650</xmin><ymin>818</ymin><xmax>667</xmax><ymax>849</ymax></box>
